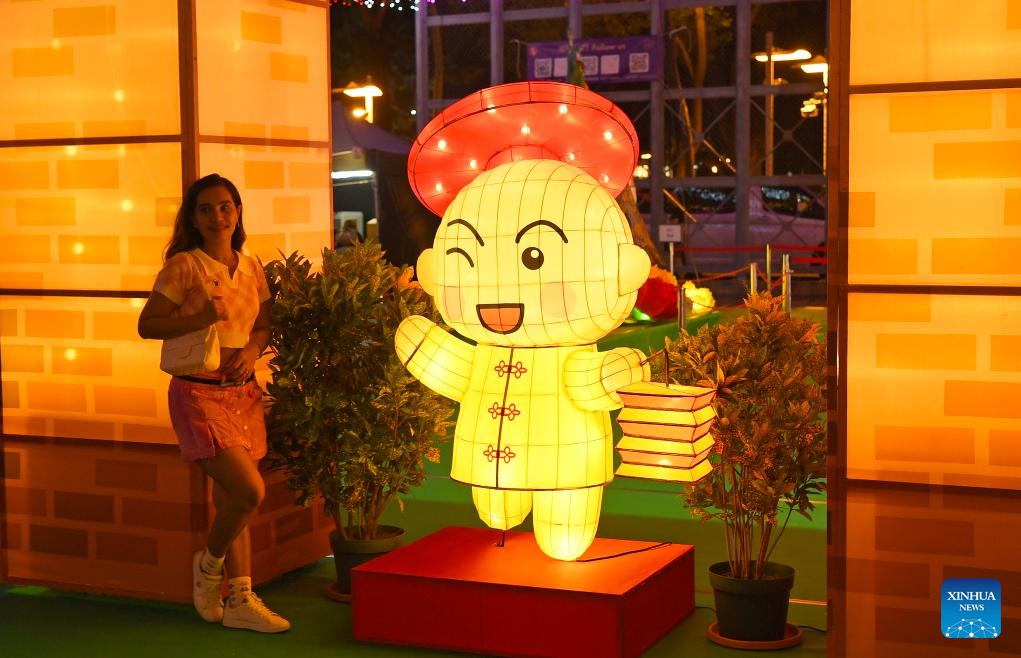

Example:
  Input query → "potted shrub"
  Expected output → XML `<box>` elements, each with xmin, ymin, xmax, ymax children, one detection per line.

<box><xmin>658</xmin><ymin>291</ymin><xmax>826</xmax><ymax>648</ymax></box>
<box><xmin>262</xmin><ymin>241</ymin><xmax>454</xmax><ymax>601</ymax></box>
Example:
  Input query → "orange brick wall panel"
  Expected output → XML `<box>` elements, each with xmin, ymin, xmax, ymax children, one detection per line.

<box><xmin>843</xmin><ymin>483</ymin><xmax>1021</xmax><ymax>656</ymax></box>
<box><xmin>51</xmin><ymin>346</ymin><xmax>114</xmax><ymax>376</ymax></box>
<box><xmin>1</xmin><ymin>344</ymin><xmax>44</xmax><ymax>372</ymax></box>
<box><xmin>268</xmin><ymin>52</ymin><xmax>308</xmax><ymax>84</ymax></box>
<box><xmin>1</xmin><ymin>380</ymin><xmax>18</xmax><ymax>408</ymax></box>
<box><xmin>989</xmin><ymin>430</ymin><xmax>1021</xmax><ymax>467</ymax></box>
<box><xmin>250</xmin><ymin>518</ymin><xmax>273</xmax><ymax>553</ymax></box>
<box><xmin>875</xmin><ymin>605</ymin><xmax>965</xmax><ymax>651</ymax></box>
<box><xmin>5</xmin><ymin>486</ymin><xmax>46</xmax><ymax>516</ymax></box>
<box><xmin>932</xmin><ymin>238</ymin><xmax>1021</xmax><ymax>276</ymax></box>
<box><xmin>94</xmin><ymin>458</ymin><xmax>159</xmax><ymax>492</ymax></box>
<box><xmin>11</xmin><ymin>46</ymin><xmax>74</xmax><ymax>77</ymax></box>
<box><xmin>29</xmin><ymin>524</ymin><xmax>89</xmax><ymax>557</ymax></box>
<box><xmin>122</xmin><ymin>423</ymin><xmax>178</xmax><ymax>444</ymax></box>
<box><xmin>848</xmin><ymin>239</ymin><xmax>919</xmax><ymax>276</ymax></box>
<box><xmin>272</xmin><ymin>195</ymin><xmax>312</xmax><ymax>224</ymax></box>
<box><xmin>51</xmin><ymin>419</ymin><xmax>118</xmax><ymax>441</ymax></box>
<box><xmin>875</xmin><ymin>334</ymin><xmax>976</xmax><ymax>370</ymax></box>
<box><xmin>1007</xmin><ymin>189</ymin><xmax>1021</xmax><ymax>225</ymax></box>
<box><xmin>93</xmin><ymin>311</ymin><xmax>144</xmax><ymax>341</ymax></box>
<box><xmin>0</xmin><ymin>161</ymin><xmax>48</xmax><ymax>190</ymax></box>
<box><xmin>57</xmin><ymin>235</ymin><xmax>120</xmax><ymax>265</ymax></box>
<box><xmin>81</xmin><ymin>120</ymin><xmax>147</xmax><ymax>139</ymax></box>
<box><xmin>55</xmin><ymin>159</ymin><xmax>120</xmax><ymax>189</ymax></box>
<box><xmin>95</xmin><ymin>531</ymin><xmax>160</xmax><ymax>567</ymax></box>
<box><xmin>15</xmin><ymin>197</ymin><xmax>76</xmax><ymax>226</ymax></box>
<box><xmin>271</xmin><ymin>124</ymin><xmax>310</xmax><ymax>141</ymax></box>
<box><xmin>934</xmin><ymin>141</ymin><xmax>1021</xmax><ymax>179</ymax></box>
<box><xmin>52</xmin><ymin>5</ymin><xmax>116</xmax><ymax>38</ymax></box>
<box><xmin>848</xmin><ymin>191</ymin><xmax>875</xmax><ymax>227</ymax></box>
<box><xmin>289</xmin><ymin>161</ymin><xmax>329</xmax><ymax>188</ymax></box>
<box><xmin>843</xmin><ymin>557</ymin><xmax>931</xmax><ymax>599</ymax></box>
<box><xmin>3</xmin><ymin>450</ymin><xmax>21</xmax><ymax>478</ymax></box>
<box><xmin>274</xmin><ymin>507</ymin><xmax>314</xmax><ymax>544</ymax></box>
<box><xmin>25</xmin><ymin>310</ymin><xmax>86</xmax><ymax>339</ymax></box>
<box><xmin>260</xmin><ymin>479</ymin><xmax>301</xmax><ymax>515</ymax></box>
<box><xmin>54</xmin><ymin>490</ymin><xmax>115</xmax><ymax>523</ymax></box>
<box><xmin>991</xmin><ymin>335</ymin><xmax>1021</xmax><ymax>372</ymax></box>
<box><xmin>2</xmin><ymin>437</ymin><xmax>330</xmax><ymax>602</ymax></box>
<box><xmin>93</xmin><ymin>385</ymin><xmax>157</xmax><ymax>417</ymax></box>
<box><xmin>945</xmin><ymin>380</ymin><xmax>1021</xmax><ymax>419</ymax></box>
<box><xmin>6</xmin><ymin>522</ymin><xmax>22</xmax><ymax>550</ymax></box>
<box><xmin>244</xmin><ymin>161</ymin><xmax>286</xmax><ymax>189</ymax></box>
<box><xmin>874</xmin><ymin>426</ymin><xmax>975</xmax><ymax>464</ymax></box>
<box><xmin>889</xmin><ymin>93</ymin><xmax>992</xmax><ymax>132</ymax></box>
<box><xmin>26</xmin><ymin>382</ymin><xmax>87</xmax><ymax>412</ymax></box>
<box><xmin>121</xmin><ymin>497</ymin><xmax>207</xmax><ymax>533</ymax></box>
<box><xmin>874</xmin><ymin>516</ymin><xmax>975</xmax><ymax>556</ymax></box>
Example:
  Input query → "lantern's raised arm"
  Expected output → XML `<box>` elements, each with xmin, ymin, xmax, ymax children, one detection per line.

<box><xmin>395</xmin><ymin>315</ymin><xmax>474</xmax><ymax>402</ymax></box>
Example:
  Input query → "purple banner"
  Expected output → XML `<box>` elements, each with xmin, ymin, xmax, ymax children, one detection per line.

<box><xmin>527</xmin><ymin>36</ymin><xmax>662</xmax><ymax>83</ymax></box>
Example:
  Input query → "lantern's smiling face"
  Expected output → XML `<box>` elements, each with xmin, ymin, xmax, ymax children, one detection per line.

<box><xmin>415</xmin><ymin>159</ymin><xmax>651</xmax><ymax>347</ymax></box>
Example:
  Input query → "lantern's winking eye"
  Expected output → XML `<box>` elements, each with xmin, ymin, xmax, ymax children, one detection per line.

<box><xmin>521</xmin><ymin>246</ymin><xmax>543</xmax><ymax>270</ymax></box>
<box><xmin>446</xmin><ymin>247</ymin><xmax>475</xmax><ymax>267</ymax></box>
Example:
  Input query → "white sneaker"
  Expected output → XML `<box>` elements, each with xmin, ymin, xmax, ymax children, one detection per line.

<box><xmin>192</xmin><ymin>550</ymin><xmax>224</xmax><ymax>623</ymax></box>
<box><xmin>222</xmin><ymin>592</ymin><xmax>290</xmax><ymax>633</ymax></box>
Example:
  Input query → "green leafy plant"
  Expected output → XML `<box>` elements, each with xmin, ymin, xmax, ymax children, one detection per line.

<box><xmin>263</xmin><ymin>241</ymin><xmax>454</xmax><ymax>541</ymax></box>
<box><xmin>658</xmin><ymin>291</ymin><xmax>826</xmax><ymax>580</ymax></box>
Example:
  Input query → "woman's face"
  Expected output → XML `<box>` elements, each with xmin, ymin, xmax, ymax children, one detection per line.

<box><xmin>193</xmin><ymin>185</ymin><xmax>239</xmax><ymax>246</ymax></box>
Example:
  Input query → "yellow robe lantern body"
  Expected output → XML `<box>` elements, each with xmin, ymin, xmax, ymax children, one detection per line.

<box><xmin>395</xmin><ymin>159</ymin><xmax>651</xmax><ymax>561</ymax></box>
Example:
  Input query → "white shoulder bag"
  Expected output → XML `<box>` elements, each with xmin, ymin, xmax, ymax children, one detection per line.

<box><xmin>159</xmin><ymin>252</ymin><xmax>221</xmax><ymax>376</ymax></box>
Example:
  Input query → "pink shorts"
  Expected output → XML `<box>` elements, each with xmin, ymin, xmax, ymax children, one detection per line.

<box><xmin>168</xmin><ymin>377</ymin><xmax>267</xmax><ymax>462</ymax></box>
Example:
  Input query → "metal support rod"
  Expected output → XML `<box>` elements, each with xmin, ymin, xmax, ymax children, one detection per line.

<box><xmin>765</xmin><ymin>243</ymin><xmax>772</xmax><ymax>288</ymax></box>
<box><xmin>782</xmin><ymin>253</ymin><xmax>792</xmax><ymax>315</ymax></box>
<box><xmin>677</xmin><ymin>280</ymin><xmax>686</xmax><ymax>334</ymax></box>
<box><xmin>765</xmin><ymin>31</ymin><xmax>775</xmax><ymax>177</ymax></box>
<box><xmin>749</xmin><ymin>261</ymin><xmax>758</xmax><ymax>295</ymax></box>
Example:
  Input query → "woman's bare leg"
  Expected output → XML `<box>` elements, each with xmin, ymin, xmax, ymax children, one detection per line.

<box><xmin>198</xmin><ymin>445</ymin><xmax>264</xmax><ymax>576</ymax></box>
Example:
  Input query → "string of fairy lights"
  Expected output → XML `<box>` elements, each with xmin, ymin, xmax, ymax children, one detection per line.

<box><xmin>330</xmin><ymin>0</ymin><xmax>448</xmax><ymax>9</ymax></box>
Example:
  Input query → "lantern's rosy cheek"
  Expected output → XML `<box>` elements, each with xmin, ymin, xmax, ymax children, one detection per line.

<box><xmin>443</xmin><ymin>286</ymin><xmax>464</xmax><ymax>323</ymax></box>
<box><xmin>540</xmin><ymin>282</ymin><xmax>576</xmax><ymax>319</ymax></box>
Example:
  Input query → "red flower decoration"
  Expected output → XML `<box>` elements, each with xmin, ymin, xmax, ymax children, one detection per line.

<box><xmin>635</xmin><ymin>276</ymin><xmax>678</xmax><ymax>321</ymax></box>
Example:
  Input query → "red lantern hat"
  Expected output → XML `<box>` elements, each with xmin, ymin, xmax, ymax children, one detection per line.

<box><xmin>408</xmin><ymin>81</ymin><xmax>640</xmax><ymax>217</ymax></box>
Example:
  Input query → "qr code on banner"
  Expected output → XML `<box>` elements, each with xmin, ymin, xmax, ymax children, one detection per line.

<box><xmin>533</xmin><ymin>58</ymin><xmax>552</xmax><ymax>78</ymax></box>
<box><xmin>629</xmin><ymin>52</ymin><xmax>650</xmax><ymax>74</ymax></box>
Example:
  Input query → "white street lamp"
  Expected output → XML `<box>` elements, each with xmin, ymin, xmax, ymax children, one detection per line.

<box><xmin>798</xmin><ymin>55</ymin><xmax>829</xmax><ymax>173</ymax></box>
<box><xmin>337</xmin><ymin>78</ymin><xmax>383</xmax><ymax>124</ymax></box>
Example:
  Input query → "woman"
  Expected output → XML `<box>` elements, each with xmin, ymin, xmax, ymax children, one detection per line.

<box><xmin>138</xmin><ymin>173</ymin><xmax>288</xmax><ymax>633</ymax></box>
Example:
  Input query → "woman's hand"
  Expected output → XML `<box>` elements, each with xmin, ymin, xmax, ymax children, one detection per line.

<box><xmin>202</xmin><ymin>295</ymin><xmax>228</xmax><ymax>326</ymax></box>
<box><xmin>220</xmin><ymin>342</ymin><xmax>260</xmax><ymax>382</ymax></box>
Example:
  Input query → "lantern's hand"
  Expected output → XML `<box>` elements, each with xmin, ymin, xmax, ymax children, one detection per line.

<box><xmin>563</xmin><ymin>347</ymin><xmax>650</xmax><ymax>411</ymax></box>
<box><xmin>395</xmin><ymin>315</ymin><xmax>475</xmax><ymax>402</ymax></box>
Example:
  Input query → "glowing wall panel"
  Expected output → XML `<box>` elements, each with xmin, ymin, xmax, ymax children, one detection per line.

<box><xmin>850</xmin><ymin>0</ymin><xmax>1021</xmax><ymax>86</ymax></box>
<box><xmin>848</xmin><ymin>90</ymin><xmax>1021</xmax><ymax>287</ymax></box>
<box><xmin>196</xmin><ymin>1</ymin><xmax>329</xmax><ymax>144</ymax></box>
<box><xmin>198</xmin><ymin>142</ymin><xmax>331</xmax><ymax>262</ymax></box>
<box><xmin>846</xmin><ymin>293</ymin><xmax>1021</xmax><ymax>488</ymax></box>
<box><xmin>0</xmin><ymin>296</ymin><xmax>177</xmax><ymax>444</ymax></box>
<box><xmin>0</xmin><ymin>143</ymin><xmax>182</xmax><ymax>291</ymax></box>
<box><xmin>0</xmin><ymin>0</ymin><xmax>181</xmax><ymax>141</ymax></box>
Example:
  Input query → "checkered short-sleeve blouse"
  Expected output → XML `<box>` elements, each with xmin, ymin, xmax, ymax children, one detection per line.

<box><xmin>153</xmin><ymin>248</ymin><xmax>270</xmax><ymax>348</ymax></box>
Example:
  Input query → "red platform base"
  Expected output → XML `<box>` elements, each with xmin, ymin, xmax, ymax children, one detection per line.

<box><xmin>352</xmin><ymin>526</ymin><xmax>695</xmax><ymax>658</ymax></box>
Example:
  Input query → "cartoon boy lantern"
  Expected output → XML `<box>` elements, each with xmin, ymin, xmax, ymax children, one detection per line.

<box><xmin>395</xmin><ymin>82</ymin><xmax>652</xmax><ymax>561</ymax></box>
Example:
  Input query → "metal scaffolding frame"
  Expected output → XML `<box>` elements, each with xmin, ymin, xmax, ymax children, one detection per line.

<box><xmin>414</xmin><ymin>0</ymin><xmax>826</xmax><ymax>273</ymax></box>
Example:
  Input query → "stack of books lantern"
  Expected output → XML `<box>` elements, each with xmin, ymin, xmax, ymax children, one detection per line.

<box><xmin>614</xmin><ymin>381</ymin><xmax>718</xmax><ymax>483</ymax></box>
